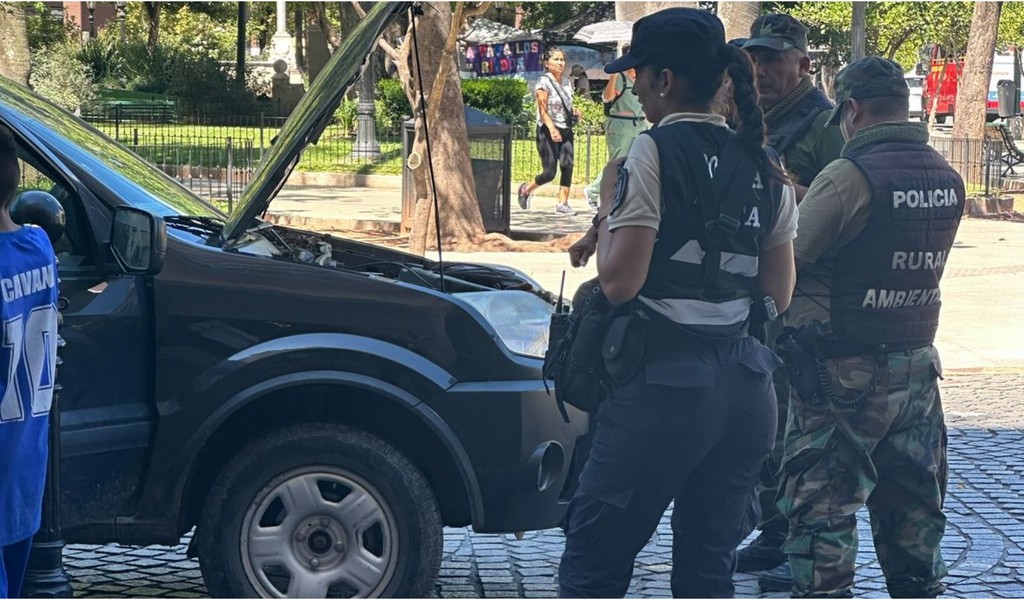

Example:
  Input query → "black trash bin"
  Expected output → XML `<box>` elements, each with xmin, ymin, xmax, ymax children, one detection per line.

<box><xmin>998</xmin><ymin>79</ymin><xmax>1019</xmax><ymax>118</ymax></box>
<box><xmin>402</xmin><ymin>107</ymin><xmax>513</xmax><ymax>234</ymax></box>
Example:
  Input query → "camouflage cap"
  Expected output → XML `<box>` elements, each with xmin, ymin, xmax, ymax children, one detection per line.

<box><xmin>743</xmin><ymin>14</ymin><xmax>808</xmax><ymax>53</ymax></box>
<box><xmin>826</xmin><ymin>56</ymin><xmax>910</xmax><ymax>125</ymax></box>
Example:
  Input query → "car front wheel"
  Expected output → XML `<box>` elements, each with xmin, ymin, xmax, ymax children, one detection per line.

<box><xmin>197</xmin><ymin>423</ymin><xmax>442</xmax><ymax>598</ymax></box>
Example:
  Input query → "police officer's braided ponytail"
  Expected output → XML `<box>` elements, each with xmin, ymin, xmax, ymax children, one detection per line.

<box><xmin>720</xmin><ymin>44</ymin><xmax>786</xmax><ymax>181</ymax></box>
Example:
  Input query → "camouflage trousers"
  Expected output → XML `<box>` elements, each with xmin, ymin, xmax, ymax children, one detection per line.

<box><xmin>776</xmin><ymin>345</ymin><xmax>949</xmax><ymax>598</ymax></box>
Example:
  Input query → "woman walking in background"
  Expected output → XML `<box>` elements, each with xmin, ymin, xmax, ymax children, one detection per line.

<box><xmin>583</xmin><ymin>45</ymin><xmax>648</xmax><ymax>209</ymax></box>
<box><xmin>519</xmin><ymin>47</ymin><xmax>581</xmax><ymax>216</ymax></box>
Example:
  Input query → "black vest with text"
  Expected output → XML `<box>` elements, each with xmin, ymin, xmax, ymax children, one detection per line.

<box><xmin>767</xmin><ymin>89</ymin><xmax>832</xmax><ymax>177</ymax></box>
<box><xmin>831</xmin><ymin>141</ymin><xmax>965</xmax><ymax>348</ymax></box>
<box><xmin>637</xmin><ymin>121</ymin><xmax>783</xmax><ymax>340</ymax></box>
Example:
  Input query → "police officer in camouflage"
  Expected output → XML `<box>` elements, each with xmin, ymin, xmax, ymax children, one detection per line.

<box><xmin>743</xmin><ymin>15</ymin><xmax>845</xmax><ymax>201</ymax></box>
<box><xmin>769</xmin><ymin>57</ymin><xmax>963</xmax><ymax>598</ymax></box>
<box><xmin>737</xmin><ymin>13</ymin><xmax>846</xmax><ymax>576</ymax></box>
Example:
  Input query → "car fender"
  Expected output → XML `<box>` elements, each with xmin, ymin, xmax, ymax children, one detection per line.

<box><xmin>123</xmin><ymin>334</ymin><xmax>484</xmax><ymax>542</ymax></box>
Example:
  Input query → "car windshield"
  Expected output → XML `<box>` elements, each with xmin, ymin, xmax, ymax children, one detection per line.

<box><xmin>0</xmin><ymin>77</ymin><xmax>221</xmax><ymax>219</ymax></box>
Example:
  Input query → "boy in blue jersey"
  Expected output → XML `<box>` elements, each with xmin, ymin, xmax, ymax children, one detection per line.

<box><xmin>0</xmin><ymin>125</ymin><xmax>60</xmax><ymax>598</ymax></box>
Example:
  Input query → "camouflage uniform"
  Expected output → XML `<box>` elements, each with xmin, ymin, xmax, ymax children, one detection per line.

<box><xmin>777</xmin><ymin>347</ymin><xmax>948</xmax><ymax>598</ymax></box>
<box><xmin>775</xmin><ymin>58</ymin><xmax>958</xmax><ymax>598</ymax></box>
<box><xmin>739</xmin><ymin>16</ymin><xmax>846</xmax><ymax>558</ymax></box>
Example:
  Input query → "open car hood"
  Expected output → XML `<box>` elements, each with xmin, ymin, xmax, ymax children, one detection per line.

<box><xmin>221</xmin><ymin>1</ymin><xmax>406</xmax><ymax>243</ymax></box>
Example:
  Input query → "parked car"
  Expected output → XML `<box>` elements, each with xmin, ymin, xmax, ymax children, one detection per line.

<box><xmin>0</xmin><ymin>2</ymin><xmax>589</xmax><ymax>597</ymax></box>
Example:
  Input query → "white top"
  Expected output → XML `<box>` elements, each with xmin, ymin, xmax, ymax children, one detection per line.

<box><xmin>535</xmin><ymin>74</ymin><xmax>574</xmax><ymax>129</ymax></box>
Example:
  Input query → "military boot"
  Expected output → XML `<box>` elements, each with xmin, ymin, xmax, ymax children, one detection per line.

<box><xmin>736</xmin><ymin>530</ymin><xmax>787</xmax><ymax>573</ymax></box>
<box><xmin>757</xmin><ymin>561</ymin><xmax>793</xmax><ymax>593</ymax></box>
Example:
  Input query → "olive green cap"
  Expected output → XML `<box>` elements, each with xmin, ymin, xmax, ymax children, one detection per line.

<box><xmin>827</xmin><ymin>56</ymin><xmax>910</xmax><ymax>125</ymax></box>
<box><xmin>743</xmin><ymin>14</ymin><xmax>808</xmax><ymax>53</ymax></box>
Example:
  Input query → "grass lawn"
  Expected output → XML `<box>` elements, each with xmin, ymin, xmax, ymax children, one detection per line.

<box><xmin>88</xmin><ymin>120</ymin><xmax>611</xmax><ymax>186</ymax></box>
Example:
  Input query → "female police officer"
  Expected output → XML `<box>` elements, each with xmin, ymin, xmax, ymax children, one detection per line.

<box><xmin>558</xmin><ymin>9</ymin><xmax>797</xmax><ymax>598</ymax></box>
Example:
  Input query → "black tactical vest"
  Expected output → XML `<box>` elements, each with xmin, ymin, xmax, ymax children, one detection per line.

<box><xmin>767</xmin><ymin>89</ymin><xmax>833</xmax><ymax>181</ymax></box>
<box><xmin>830</xmin><ymin>141</ymin><xmax>965</xmax><ymax>349</ymax></box>
<box><xmin>637</xmin><ymin>121</ymin><xmax>783</xmax><ymax>340</ymax></box>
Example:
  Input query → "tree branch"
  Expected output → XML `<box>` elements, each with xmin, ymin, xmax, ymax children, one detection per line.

<box><xmin>378</xmin><ymin>38</ymin><xmax>399</xmax><ymax>61</ymax></box>
<box><xmin>311</xmin><ymin>3</ymin><xmax>342</xmax><ymax>52</ymax></box>
<box><xmin>349</xmin><ymin>1</ymin><xmax>366</xmax><ymax>19</ymax></box>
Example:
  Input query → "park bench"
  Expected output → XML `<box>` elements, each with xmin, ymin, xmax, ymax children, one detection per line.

<box><xmin>991</xmin><ymin>121</ymin><xmax>1024</xmax><ymax>177</ymax></box>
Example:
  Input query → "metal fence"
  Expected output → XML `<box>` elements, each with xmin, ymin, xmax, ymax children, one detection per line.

<box><xmin>79</xmin><ymin>107</ymin><xmax>611</xmax><ymax>210</ymax></box>
<box><xmin>81</xmin><ymin>104</ymin><xmax>1015</xmax><ymax>211</ymax></box>
<box><xmin>928</xmin><ymin>135</ymin><xmax>1006</xmax><ymax>196</ymax></box>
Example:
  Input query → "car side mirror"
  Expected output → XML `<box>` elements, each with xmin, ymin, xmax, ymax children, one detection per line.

<box><xmin>110</xmin><ymin>206</ymin><xmax>166</xmax><ymax>275</ymax></box>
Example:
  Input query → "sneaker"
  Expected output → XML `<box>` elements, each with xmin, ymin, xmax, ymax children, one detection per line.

<box><xmin>736</xmin><ymin>530</ymin><xmax>787</xmax><ymax>573</ymax></box>
<box><xmin>554</xmin><ymin>202</ymin><xmax>576</xmax><ymax>216</ymax></box>
<box><xmin>517</xmin><ymin>183</ymin><xmax>531</xmax><ymax>210</ymax></box>
<box><xmin>757</xmin><ymin>561</ymin><xmax>793</xmax><ymax>593</ymax></box>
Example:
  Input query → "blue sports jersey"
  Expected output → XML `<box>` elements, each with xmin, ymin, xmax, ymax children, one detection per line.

<box><xmin>0</xmin><ymin>225</ymin><xmax>59</xmax><ymax>545</ymax></box>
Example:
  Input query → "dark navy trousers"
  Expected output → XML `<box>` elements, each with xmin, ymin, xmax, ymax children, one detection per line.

<box><xmin>558</xmin><ymin>336</ymin><xmax>779</xmax><ymax>598</ymax></box>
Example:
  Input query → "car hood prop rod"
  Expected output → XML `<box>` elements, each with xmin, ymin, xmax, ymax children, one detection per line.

<box><xmin>409</xmin><ymin>3</ymin><xmax>446</xmax><ymax>293</ymax></box>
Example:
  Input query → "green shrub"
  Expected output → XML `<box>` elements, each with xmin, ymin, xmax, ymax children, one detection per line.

<box><xmin>375</xmin><ymin>79</ymin><xmax>411</xmax><ymax>126</ymax></box>
<box><xmin>78</xmin><ymin>34</ymin><xmax>124</xmax><ymax>85</ymax></box>
<box><xmin>333</xmin><ymin>98</ymin><xmax>358</xmax><ymax>134</ymax></box>
<box><xmin>375</xmin><ymin>77</ymin><xmax>530</xmax><ymax>129</ymax></box>
<box><xmin>574</xmin><ymin>94</ymin><xmax>606</xmax><ymax>134</ymax></box>
<box><xmin>30</xmin><ymin>41</ymin><xmax>95</xmax><ymax>112</ymax></box>
<box><xmin>461</xmin><ymin>78</ymin><xmax>527</xmax><ymax>121</ymax></box>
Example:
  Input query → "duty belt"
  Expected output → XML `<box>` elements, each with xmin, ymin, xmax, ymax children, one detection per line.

<box><xmin>820</xmin><ymin>339</ymin><xmax>929</xmax><ymax>359</ymax></box>
<box><xmin>608</xmin><ymin>114</ymin><xmax>643</xmax><ymax>123</ymax></box>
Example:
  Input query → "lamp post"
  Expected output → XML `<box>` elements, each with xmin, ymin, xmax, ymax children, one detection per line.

<box><xmin>116</xmin><ymin>1</ymin><xmax>127</xmax><ymax>44</ymax></box>
<box><xmin>22</xmin><ymin>306</ymin><xmax>71</xmax><ymax>599</ymax></box>
<box><xmin>351</xmin><ymin>49</ymin><xmax>382</xmax><ymax>160</ymax></box>
<box><xmin>86</xmin><ymin>1</ymin><xmax>96</xmax><ymax>39</ymax></box>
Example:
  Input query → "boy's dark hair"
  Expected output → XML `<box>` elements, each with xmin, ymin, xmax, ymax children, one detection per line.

<box><xmin>0</xmin><ymin>125</ymin><xmax>19</xmax><ymax>210</ymax></box>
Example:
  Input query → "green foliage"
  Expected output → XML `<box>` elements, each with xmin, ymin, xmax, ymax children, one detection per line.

<box><xmin>30</xmin><ymin>41</ymin><xmax>95</xmax><ymax>112</ymax></box>
<box><xmin>78</xmin><ymin>33</ymin><xmax>124</xmax><ymax>84</ymax></box>
<box><xmin>520</xmin><ymin>2</ymin><xmax>606</xmax><ymax>30</ymax></box>
<box><xmin>573</xmin><ymin>93</ymin><xmax>605</xmax><ymax>133</ymax></box>
<box><xmin>377</xmin><ymin>77</ymin><xmax>532</xmax><ymax>128</ymax></box>
<box><xmin>461</xmin><ymin>78</ymin><xmax>528</xmax><ymax>121</ymax></box>
<box><xmin>769</xmin><ymin>2</ymin><xmax>1011</xmax><ymax>72</ymax></box>
<box><xmin>375</xmin><ymin>79</ymin><xmax>412</xmax><ymax>129</ymax></box>
<box><xmin>122</xmin><ymin>2</ymin><xmax>236</xmax><ymax>61</ymax></box>
<box><xmin>25</xmin><ymin>2</ymin><xmax>74</xmax><ymax>50</ymax></box>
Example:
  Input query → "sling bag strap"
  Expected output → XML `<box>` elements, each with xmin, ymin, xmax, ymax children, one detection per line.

<box><xmin>544</xmin><ymin>74</ymin><xmax>575</xmax><ymax>125</ymax></box>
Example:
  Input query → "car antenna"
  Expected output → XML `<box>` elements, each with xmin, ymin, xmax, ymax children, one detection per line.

<box><xmin>409</xmin><ymin>3</ymin><xmax>445</xmax><ymax>293</ymax></box>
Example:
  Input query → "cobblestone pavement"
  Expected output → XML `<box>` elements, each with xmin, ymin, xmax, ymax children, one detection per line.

<box><xmin>65</xmin><ymin>371</ymin><xmax>1024</xmax><ymax>598</ymax></box>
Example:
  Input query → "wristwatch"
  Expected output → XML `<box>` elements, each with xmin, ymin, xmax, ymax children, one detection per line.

<box><xmin>762</xmin><ymin>296</ymin><xmax>779</xmax><ymax>322</ymax></box>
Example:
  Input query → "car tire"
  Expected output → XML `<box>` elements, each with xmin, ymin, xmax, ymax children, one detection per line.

<box><xmin>197</xmin><ymin>423</ymin><xmax>442</xmax><ymax>598</ymax></box>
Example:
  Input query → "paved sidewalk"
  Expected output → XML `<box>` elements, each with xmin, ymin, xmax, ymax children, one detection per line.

<box><xmin>63</xmin><ymin>371</ymin><xmax>1024</xmax><ymax>598</ymax></box>
<box><xmin>62</xmin><ymin>194</ymin><xmax>1024</xmax><ymax>597</ymax></box>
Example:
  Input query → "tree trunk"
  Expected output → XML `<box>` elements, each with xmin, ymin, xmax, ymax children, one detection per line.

<box><xmin>718</xmin><ymin>1</ymin><xmax>761</xmax><ymax>44</ymax></box>
<box><xmin>615</xmin><ymin>1</ymin><xmax>699</xmax><ymax>23</ymax></box>
<box><xmin>311</xmin><ymin>3</ymin><xmax>341</xmax><ymax>52</ymax></box>
<box><xmin>0</xmin><ymin>3</ymin><xmax>31</xmax><ymax>86</ymax></box>
<box><xmin>851</xmin><ymin>2</ymin><xmax>867</xmax><ymax>62</ymax></box>
<box><xmin>143</xmin><ymin>2</ymin><xmax>160</xmax><ymax>54</ymax></box>
<box><xmin>388</xmin><ymin>2</ymin><xmax>486</xmax><ymax>252</ymax></box>
<box><xmin>952</xmin><ymin>1</ymin><xmax>1001</xmax><ymax>185</ymax></box>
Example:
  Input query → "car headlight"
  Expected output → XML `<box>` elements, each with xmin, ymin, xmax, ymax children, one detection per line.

<box><xmin>456</xmin><ymin>290</ymin><xmax>553</xmax><ymax>358</ymax></box>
